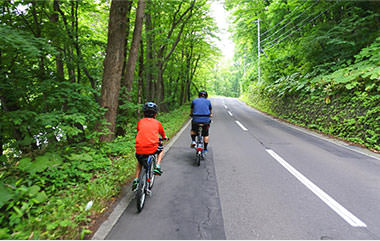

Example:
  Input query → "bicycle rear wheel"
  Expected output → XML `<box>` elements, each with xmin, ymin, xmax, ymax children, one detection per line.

<box><xmin>136</xmin><ymin>169</ymin><xmax>147</xmax><ymax>212</ymax></box>
<box><xmin>196</xmin><ymin>152</ymin><xmax>201</xmax><ymax>166</ymax></box>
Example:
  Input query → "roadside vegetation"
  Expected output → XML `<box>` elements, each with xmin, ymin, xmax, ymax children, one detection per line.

<box><xmin>222</xmin><ymin>0</ymin><xmax>380</xmax><ymax>152</ymax></box>
<box><xmin>1</xmin><ymin>0</ymin><xmax>215</xmax><ymax>239</ymax></box>
<box><xmin>0</xmin><ymin>105</ymin><xmax>189</xmax><ymax>240</ymax></box>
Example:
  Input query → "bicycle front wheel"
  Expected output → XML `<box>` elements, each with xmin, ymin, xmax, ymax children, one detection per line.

<box><xmin>149</xmin><ymin>156</ymin><xmax>156</xmax><ymax>189</ymax></box>
<box><xmin>136</xmin><ymin>169</ymin><xmax>147</xmax><ymax>212</ymax></box>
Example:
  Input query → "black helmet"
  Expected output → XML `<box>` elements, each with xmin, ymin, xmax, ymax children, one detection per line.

<box><xmin>198</xmin><ymin>90</ymin><xmax>208</xmax><ymax>98</ymax></box>
<box><xmin>142</xmin><ymin>102</ymin><xmax>158</xmax><ymax>117</ymax></box>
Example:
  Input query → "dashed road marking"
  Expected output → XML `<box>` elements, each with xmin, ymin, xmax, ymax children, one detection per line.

<box><xmin>235</xmin><ymin>121</ymin><xmax>248</xmax><ymax>131</ymax></box>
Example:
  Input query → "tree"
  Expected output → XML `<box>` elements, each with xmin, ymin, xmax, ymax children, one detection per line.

<box><xmin>99</xmin><ymin>0</ymin><xmax>131</xmax><ymax>142</ymax></box>
<box><xmin>123</xmin><ymin>0</ymin><xmax>146</xmax><ymax>93</ymax></box>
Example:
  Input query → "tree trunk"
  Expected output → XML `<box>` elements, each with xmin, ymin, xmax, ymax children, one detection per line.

<box><xmin>99</xmin><ymin>0</ymin><xmax>129</xmax><ymax>142</ymax></box>
<box><xmin>51</xmin><ymin>1</ymin><xmax>64</xmax><ymax>79</ymax></box>
<box><xmin>120</xmin><ymin>0</ymin><xmax>133</xmax><ymax>90</ymax></box>
<box><xmin>145</xmin><ymin>3</ymin><xmax>154</xmax><ymax>101</ymax></box>
<box><xmin>137</xmin><ymin>38</ymin><xmax>144</xmax><ymax>119</ymax></box>
<box><xmin>124</xmin><ymin>0</ymin><xmax>145</xmax><ymax>92</ymax></box>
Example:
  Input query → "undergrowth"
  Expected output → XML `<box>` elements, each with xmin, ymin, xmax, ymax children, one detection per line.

<box><xmin>0</xmin><ymin>105</ymin><xmax>189</xmax><ymax>239</ymax></box>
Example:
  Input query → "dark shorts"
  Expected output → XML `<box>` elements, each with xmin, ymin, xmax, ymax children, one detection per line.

<box><xmin>191</xmin><ymin>121</ymin><xmax>210</xmax><ymax>136</ymax></box>
<box><xmin>136</xmin><ymin>143</ymin><xmax>163</xmax><ymax>167</ymax></box>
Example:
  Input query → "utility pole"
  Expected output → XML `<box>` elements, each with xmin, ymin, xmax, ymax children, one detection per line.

<box><xmin>254</xmin><ymin>19</ymin><xmax>261</xmax><ymax>84</ymax></box>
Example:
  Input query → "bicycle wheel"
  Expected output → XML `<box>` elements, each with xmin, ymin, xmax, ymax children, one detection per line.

<box><xmin>196</xmin><ymin>152</ymin><xmax>201</xmax><ymax>166</ymax></box>
<box><xmin>136</xmin><ymin>169</ymin><xmax>147</xmax><ymax>212</ymax></box>
<box><xmin>149</xmin><ymin>156</ymin><xmax>156</xmax><ymax>189</ymax></box>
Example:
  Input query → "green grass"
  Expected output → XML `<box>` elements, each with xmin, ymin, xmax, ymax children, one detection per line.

<box><xmin>0</xmin><ymin>105</ymin><xmax>190</xmax><ymax>240</ymax></box>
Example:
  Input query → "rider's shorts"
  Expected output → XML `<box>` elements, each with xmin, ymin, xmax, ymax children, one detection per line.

<box><xmin>135</xmin><ymin>143</ymin><xmax>163</xmax><ymax>167</ymax></box>
<box><xmin>191</xmin><ymin>121</ymin><xmax>210</xmax><ymax>136</ymax></box>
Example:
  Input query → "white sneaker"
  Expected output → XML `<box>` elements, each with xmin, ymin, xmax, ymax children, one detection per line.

<box><xmin>191</xmin><ymin>141</ymin><xmax>196</xmax><ymax>148</ymax></box>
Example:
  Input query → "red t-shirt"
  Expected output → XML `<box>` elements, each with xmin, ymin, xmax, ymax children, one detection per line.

<box><xmin>135</xmin><ymin>118</ymin><xmax>166</xmax><ymax>155</ymax></box>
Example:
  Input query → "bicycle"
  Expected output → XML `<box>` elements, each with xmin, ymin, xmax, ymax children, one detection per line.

<box><xmin>194</xmin><ymin>123</ymin><xmax>205</xmax><ymax>166</ymax></box>
<box><xmin>136</xmin><ymin>138</ymin><xmax>167</xmax><ymax>212</ymax></box>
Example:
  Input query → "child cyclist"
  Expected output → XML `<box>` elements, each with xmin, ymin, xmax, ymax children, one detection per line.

<box><xmin>133</xmin><ymin>102</ymin><xmax>168</xmax><ymax>191</ymax></box>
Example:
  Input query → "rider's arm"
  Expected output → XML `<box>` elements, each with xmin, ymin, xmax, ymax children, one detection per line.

<box><xmin>190</xmin><ymin>100</ymin><xmax>194</xmax><ymax>117</ymax></box>
<box><xmin>158</xmin><ymin>121</ymin><xmax>167</xmax><ymax>140</ymax></box>
<box><xmin>209</xmin><ymin>101</ymin><xmax>213</xmax><ymax>117</ymax></box>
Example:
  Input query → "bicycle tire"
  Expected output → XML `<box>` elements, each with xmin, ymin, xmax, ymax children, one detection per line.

<box><xmin>195</xmin><ymin>130</ymin><xmax>203</xmax><ymax>166</ymax></box>
<box><xmin>136</xmin><ymin>169</ymin><xmax>147</xmax><ymax>212</ymax></box>
<box><xmin>149</xmin><ymin>156</ymin><xmax>156</xmax><ymax>189</ymax></box>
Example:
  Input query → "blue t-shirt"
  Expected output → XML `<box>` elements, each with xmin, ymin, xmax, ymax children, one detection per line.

<box><xmin>191</xmin><ymin>97</ymin><xmax>212</xmax><ymax>123</ymax></box>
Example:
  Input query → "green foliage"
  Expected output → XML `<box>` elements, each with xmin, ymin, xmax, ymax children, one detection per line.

<box><xmin>228</xmin><ymin>0</ymin><xmax>380</xmax><ymax>151</ymax></box>
<box><xmin>208</xmin><ymin>60</ymin><xmax>241</xmax><ymax>97</ymax></box>
<box><xmin>0</xmin><ymin>25</ymin><xmax>56</xmax><ymax>58</ymax></box>
<box><xmin>0</xmin><ymin>104</ymin><xmax>189</xmax><ymax>239</ymax></box>
<box><xmin>0</xmin><ymin>0</ymin><xmax>215</xmax><ymax>238</ymax></box>
<box><xmin>241</xmin><ymin>39</ymin><xmax>380</xmax><ymax>150</ymax></box>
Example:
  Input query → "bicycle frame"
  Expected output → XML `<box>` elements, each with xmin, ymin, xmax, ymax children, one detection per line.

<box><xmin>136</xmin><ymin>138</ymin><xmax>167</xmax><ymax>212</ymax></box>
<box><xmin>195</xmin><ymin>124</ymin><xmax>205</xmax><ymax>166</ymax></box>
<box><xmin>136</xmin><ymin>153</ymin><xmax>157</xmax><ymax>212</ymax></box>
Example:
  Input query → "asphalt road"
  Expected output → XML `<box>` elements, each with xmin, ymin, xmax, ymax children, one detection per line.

<box><xmin>106</xmin><ymin>97</ymin><xmax>380</xmax><ymax>240</ymax></box>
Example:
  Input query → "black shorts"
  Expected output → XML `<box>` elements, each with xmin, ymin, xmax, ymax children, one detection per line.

<box><xmin>136</xmin><ymin>143</ymin><xmax>163</xmax><ymax>167</ymax></box>
<box><xmin>191</xmin><ymin>121</ymin><xmax>210</xmax><ymax>136</ymax></box>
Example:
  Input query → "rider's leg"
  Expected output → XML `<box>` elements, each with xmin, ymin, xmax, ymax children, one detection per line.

<box><xmin>190</xmin><ymin>121</ymin><xmax>197</xmax><ymax>143</ymax></box>
<box><xmin>203</xmin><ymin>124</ymin><xmax>210</xmax><ymax>150</ymax></box>
<box><xmin>157</xmin><ymin>150</ymin><xmax>164</xmax><ymax>165</ymax></box>
<box><xmin>135</xmin><ymin>162</ymin><xmax>142</xmax><ymax>179</ymax></box>
<box><xmin>190</xmin><ymin>127</ymin><xmax>197</xmax><ymax>148</ymax></box>
<box><xmin>154</xmin><ymin>152</ymin><xmax>163</xmax><ymax>175</ymax></box>
<box><xmin>133</xmin><ymin>162</ymin><xmax>142</xmax><ymax>190</ymax></box>
<box><xmin>191</xmin><ymin>130</ymin><xmax>196</xmax><ymax>141</ymax></box>
<box><xmin>204</xmin><ymin>136</ymin><xmax>209</xmax><ymax>150</ymax></box>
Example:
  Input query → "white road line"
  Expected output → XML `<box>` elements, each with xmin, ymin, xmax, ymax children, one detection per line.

<box><xmin>266</xmin><ymin>149</ymin><xmax>367</xmax><ymax>228</ymax></box>
<box><xmin>235</xmin><ymin>121</ymin><xmax>248</xmax><ymax>131</ymax></box>
<box><xmin>224</xmin><ymin>104</ymin><xmax>228</xmax><ymax>109</ymax></box>
<box><xmin>228</xmin><ymin>111</ymin><xmax>233</xmax><ymax>116</ymax></box>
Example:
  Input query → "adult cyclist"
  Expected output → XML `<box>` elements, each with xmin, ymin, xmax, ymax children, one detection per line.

<box><xmin>190</xmin><ymin>90</ymin><xmax>212</xmax><ymax>154</ymax></box>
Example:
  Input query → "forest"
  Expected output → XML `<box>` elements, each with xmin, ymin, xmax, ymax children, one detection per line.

<box><xmin>0</xmin><ymin>0</ymin><xmax>379</xmax><ymax>239</ymax></box>
<box><xmin>0</xmin><ymin>0</ymin><xmax>218</xmax><ymax>239</ymax></box>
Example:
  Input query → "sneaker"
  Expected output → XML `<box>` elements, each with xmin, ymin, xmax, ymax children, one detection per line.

<box><xmin>154</xmin><ymin>166</ymin><xmax>162</xmax><ymax>176</ymax></box>
<box><xmin>203</xmin><ymin>149</ymin><xmax>208</xmax><ymax>155</ymax></box>
<box><xmin>132</xmin><ymin>178</ymin><xmax>139</xmax><ymax>191</ymax></box>
<box><xmin>191</xmin><ymin>141</ymin><xmax>196</xmax><ymax>148</ymax></box>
